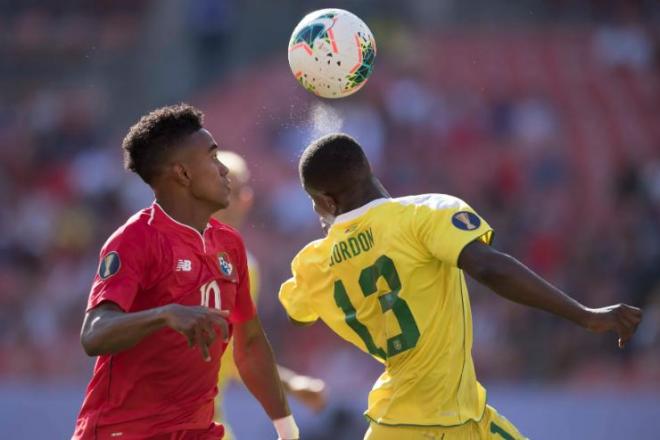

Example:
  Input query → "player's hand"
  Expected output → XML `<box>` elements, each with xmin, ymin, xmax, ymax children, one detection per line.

<box><xmin>162</xmin><ymin>304</ymin><xmax>230</xmax><ymax>361</ymax></box>
<box><xmin>287</xmin><ymin>375</ymin><xmax>327</xmax><ymax>413</ymax></box>
<box><xmin>583</xmin><ymin>304</ymin><xmax>642</xmax><ymax>348</ymax></box>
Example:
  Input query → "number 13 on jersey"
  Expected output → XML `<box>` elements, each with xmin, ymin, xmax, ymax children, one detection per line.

<box><xmin>333</xmin><ymin>255</ymin><xmax>420</xmax><ymax>360</ymax></box>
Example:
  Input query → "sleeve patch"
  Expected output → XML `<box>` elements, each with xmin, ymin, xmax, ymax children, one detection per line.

<box><xmin>451</xmin><ymin>211</ymin><xmax>481</xmax><ymax>231</ymax></box>
<box><xmin>98</xmin><ymin>251</ymin><xmax>121</xmax><ymax>279</ymax></box>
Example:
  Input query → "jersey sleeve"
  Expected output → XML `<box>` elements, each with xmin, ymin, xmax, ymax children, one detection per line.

<box><xmin>413</xmin><ymin>194</ymin><xmax>494</xmax><ymax>266</ymax></box>
<box><xmin>87</xmin><ymin>230</ymin><xmax>149</xmax><ymax>312</ymax></box>
<box><xmin>228</xmin><ymin>237</ymin><xmax>257</xmax><ymax>324</ymax></box>
<box><xmin>278</xmin><ymin>253</ymin><xmax>319</xmax><ymax>324</ymax></box>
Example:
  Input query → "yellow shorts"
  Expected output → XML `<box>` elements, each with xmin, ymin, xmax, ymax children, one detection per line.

<box><xmin>364</xmin><ymin>405</ymin><xmax>526</xmax><ymax>440</ymax></box>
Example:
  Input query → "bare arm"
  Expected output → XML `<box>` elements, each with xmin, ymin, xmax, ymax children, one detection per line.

<box><xmin>233</xmin><ymin>316</ymin><xmax>291</xmax><ymax>420</ymax></box>
<box><xmin>223</xmin><ymin>317</ymin><xmax>325</xmax><ymax>412</ymax></box>
<box><xmin>458</xmin><ymin>240</ymin><xmax>643</xmax><ymax>347</ymax></box>
<box><xmin>81</xmin><ymin>302</ymin><xmax>229</xmax><ymax>360</ymax></box>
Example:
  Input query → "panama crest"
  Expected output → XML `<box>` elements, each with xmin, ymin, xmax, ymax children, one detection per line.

<box><xmin>217</xmin><ymin>252</ymin><xmax>233</xmax><ymax>277</ymax></box>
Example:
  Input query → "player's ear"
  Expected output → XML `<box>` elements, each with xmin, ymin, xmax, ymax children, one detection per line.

<box><xmin>318</xmin><ymin>193</ymin><xmax>338</xmax><ymax>216</ymax></box>
<box><xmin>171</xmin><ymin>162</ymin><xmax>192</xmax><ymax>187</ymax></box>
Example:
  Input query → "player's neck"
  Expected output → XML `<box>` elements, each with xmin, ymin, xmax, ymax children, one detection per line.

<box><xmin>212</xmin><ymin>212</ymin><xmax>240</xmax><ymax>229</ymax></box>
<box><xmin>337</xmin><ymin>178</ymin><xmax>389</xmax><ymax>215</ymax></box>
<box><xmin>155</xmin><ymin>194</ymin><xmax>214</xmax><ymax>234</ymax></box>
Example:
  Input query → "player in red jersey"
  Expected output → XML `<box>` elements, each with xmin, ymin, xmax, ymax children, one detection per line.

<box><xmin>72</xmin><ymin>104</ymin><xmax>299</xmax><ymax>440</ymax></box>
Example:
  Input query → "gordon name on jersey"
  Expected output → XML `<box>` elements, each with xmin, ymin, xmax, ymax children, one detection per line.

<box><xmin>279</xmin><ymin>194</ymin><xmax>493</xmax><ymax>427</ymax></box>
<box><xmin>329</xmin><ymin>227</ymin><xmax>375</xmax><ymax>266</ymax></box>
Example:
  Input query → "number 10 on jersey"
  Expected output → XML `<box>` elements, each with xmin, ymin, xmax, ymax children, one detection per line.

<box><xmin>200</xmin><ymin>280</ymin><xmax>221</xmax><ymax>310</ymax></box>
<box><xmin>334</xmin><ymin>255</ymin><xmax>420</xmax><ymax>360</ymax></box>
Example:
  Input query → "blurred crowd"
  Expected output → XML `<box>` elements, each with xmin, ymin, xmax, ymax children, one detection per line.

<box><xmin>0</xmin><ymin>1</ymin><xmax>659</xmax><ymax>399</ymax></box>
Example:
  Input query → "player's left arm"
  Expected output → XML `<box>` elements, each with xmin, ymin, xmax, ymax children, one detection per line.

<box><xmin>233</xmin><ymin>315</ymin><xmax>298</xmax><ymax>439</ymax></box>
<box><xmin>458</xmin><ymin>240</ymin><xmax>643</xmax><ymax>348</ymax></box>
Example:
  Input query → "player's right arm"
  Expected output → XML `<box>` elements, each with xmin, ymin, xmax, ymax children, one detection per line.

<box><xmin>81</xmin><ymin>302</ymin><xmax>228</xmax><ymax>360</ymax></box>
<box><xmin>458</xmin><ymin>239</ymin><xmax>642</xmax><ymax>348</ymax></box>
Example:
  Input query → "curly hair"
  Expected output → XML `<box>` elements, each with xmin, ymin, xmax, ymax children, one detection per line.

<box><xmin>122</xmin><ymin>103</ymin><xmax>204</xmax><ymax>184</ymax></box>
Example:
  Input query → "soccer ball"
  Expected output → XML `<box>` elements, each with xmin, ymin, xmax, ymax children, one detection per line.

<box><xmin>288</xmin><ymin>8</ymin><xmax>376</xmax><ymax>98</ymax></box>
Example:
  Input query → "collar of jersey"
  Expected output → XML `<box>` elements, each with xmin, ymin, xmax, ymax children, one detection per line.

<box><xmin>149</xmin><ymin>201</ymin><xmax>212</xmax><ymax>253</ymax></box>
<box><xmin>332</xmin><ymin>197</ymin><xmax>391</xmax><ymax>226</ymax></box>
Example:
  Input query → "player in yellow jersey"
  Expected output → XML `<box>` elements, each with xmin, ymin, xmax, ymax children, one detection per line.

<box><xmin>278</xmin><ymin>133</ymin><xmax>643</xmax><ymax>440</ymax></box>
<box><xmin>212</xmin><ymin>151</ymin><xmax>326</xmax><ymax>440</ymax></box>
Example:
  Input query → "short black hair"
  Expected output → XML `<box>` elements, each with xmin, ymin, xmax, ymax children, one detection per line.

<box><xmin>122</xmin><ymin>103</ymin><xmax>204</xmax><ymax>184</ymax></box>
<box><xmin>299</xmin><ymin>133</ymin><xmax>371</xmax><ymax>194</ymax></box>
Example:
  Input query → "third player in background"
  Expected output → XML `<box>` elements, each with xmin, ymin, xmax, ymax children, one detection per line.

<box><xmin>213</xmin><ymin>151</ymin><xmax>327</xmax><ymax>440</ymax></box>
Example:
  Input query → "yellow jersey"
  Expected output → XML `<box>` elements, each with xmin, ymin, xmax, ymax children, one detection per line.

<box><xmin>279</xmin><ymin>194</ymin><xmax>493</xmax><ymax>427</ymax></box>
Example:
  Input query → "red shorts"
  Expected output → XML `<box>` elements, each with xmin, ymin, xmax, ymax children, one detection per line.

<box><xmin>152</xmin><ymin>423</ymin><xmax>224</xmax><ymax>440</ymax></box>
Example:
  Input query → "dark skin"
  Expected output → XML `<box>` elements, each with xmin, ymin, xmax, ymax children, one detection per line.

<box><xmin>458</xmin><ymin>241</ymin><xmax>641</xmax><ymax>347</ymax></box>
<box><xmin>81</xmin><ymin>128</ymin><xmax>292</xmax><ymax>423</ymax></box>
<box><xmin>80</xmin><ymin>302</ymin><xmax>229</xmax><ymax>361</ymax></box>
<box><xmin>304</xmin><ymin>175</ymin><xmax>643</xmax><ymax>348</ymax></box>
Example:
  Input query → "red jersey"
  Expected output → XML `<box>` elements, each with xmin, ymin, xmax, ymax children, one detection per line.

<box><xmin>72</xmin><ymin>203</ymin><xmax>256</xmax><ymax>440</ymax></box>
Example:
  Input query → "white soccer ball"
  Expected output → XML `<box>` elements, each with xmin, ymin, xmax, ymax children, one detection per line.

<box><xmin>288</xmin><ymin>8</ymin><xmax>377</xmax><ymax>99</ymax></box>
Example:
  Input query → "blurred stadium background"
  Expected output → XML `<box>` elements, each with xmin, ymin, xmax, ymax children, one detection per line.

<box><xmin>1</xmin><ymin>0</ymin><xmax>659</xmax><ymax>438</ymax></box>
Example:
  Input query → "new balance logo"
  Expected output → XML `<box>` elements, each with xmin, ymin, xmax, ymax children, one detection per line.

<box><xmin>176</xmin><ymin>259</ymin><xmax>192</xmax><ymax>272</ymax></box>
